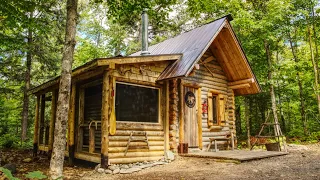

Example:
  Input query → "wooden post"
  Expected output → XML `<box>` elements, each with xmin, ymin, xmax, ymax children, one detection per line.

<box><xmin>165</xmin><ymin>81</ymin><xmax>170</xmax><ymax>151</ymax></box>
<box><xmin>33</xmin><ymin>95</ymin><xmax>40</xmax><ymax>157</ymax></box>
<box><xmin>179</xmin><ymin>80</ymin><xmax>184</xmax><ymax>143</ymax></box>
<box><xmin>197</xmin><ymin>88</ymin><xmax>203</xmax><ymax>149</ymax></box>
<box><xmin>48</xmin><ymin>90</ymin><xmax>57</xmax><ymax>157</ymax></box>
<box><xmin>39</xmin><ymin>94</ymin><xmax>45</xmax><ymax>146</ymax></box>
<box><xmin>77</xmin><ymin>88</ymin><xmax>85</xmax><ymax>151</ymax></box>
<box><xmin>89</xmin><ymin>126</ymin><xmax>95</xmax><ymax>153</ymax></box>
<box><xmin>68</xmin><ymin>84</ymin><xmax>76</xmax><ymax>165</ymax></box>
<box><xmin>101</xmin><ymin>70</ymin><xmax>110</xmax><ymax>168</ymax></box>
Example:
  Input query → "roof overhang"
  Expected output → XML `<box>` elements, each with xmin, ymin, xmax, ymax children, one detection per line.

<box><xmin>29</xmin><ymin>54</ymin><xmax>182</xmax><ymax>95</ymax></box>
<box><xmin>209</xmin><ymin>21</ymin><xmax>261</xmax><ymax>95</ymax></box>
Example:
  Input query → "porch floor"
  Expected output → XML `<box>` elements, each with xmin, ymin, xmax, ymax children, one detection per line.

<box><xmin>180</xmin><ymin>150</ymin><xmax>288</xmax><ymax>162</ymax></box>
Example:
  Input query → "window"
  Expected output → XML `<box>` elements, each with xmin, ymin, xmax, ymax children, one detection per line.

<box><xmin>212</xmin><ymin>96</ymin><xmax>218</xmax><ymax>125</ymax></box>
<box><xmin>208</xmin><ymin>93</ymin><xmax>225</xmax><ymax>126</ymax></box>
<box><xmin>115</xmin><ymin>83</ymin><xmax>159</xmax><ymax>123</ymax></box>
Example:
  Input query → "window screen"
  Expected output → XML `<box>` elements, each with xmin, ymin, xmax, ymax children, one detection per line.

<box><xmin>115</xmin><ymin>83</ymin><xmax>159</xmax><ymax>123</ymax></box>
<box><xmin>84</xmin><ymin>84</ymin><xmax>102</xmax><ymax>122</ymax></box>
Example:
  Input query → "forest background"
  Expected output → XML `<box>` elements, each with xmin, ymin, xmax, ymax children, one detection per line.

<box><xmin>0</xmin><ymin>0</ymin><xmax>320</xmax><ymax>149</ymax></box>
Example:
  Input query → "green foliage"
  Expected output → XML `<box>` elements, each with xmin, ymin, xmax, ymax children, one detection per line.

<box><xmin>0</xmin><ymin>167</ymin><xmax>19</xmax><ymax>180</ymax></box>
<box><xmin>25</xmin><ymin>171</ymin><xmax>47</xmax><ymax>180</ymax></box>
<box><xmin>0</xmin><ymin>134</ymin><xmax>19</xmax><ymax>149</ymax></box>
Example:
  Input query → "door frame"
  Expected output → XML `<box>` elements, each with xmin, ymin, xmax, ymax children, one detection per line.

<box><xmin>179</xmin><ymin>82</ymin><xmax>203</xmax><ymax>149</ymax></box>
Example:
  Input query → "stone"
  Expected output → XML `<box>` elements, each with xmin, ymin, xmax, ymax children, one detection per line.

<box><xmin>22</xmin><ymin>158</ymin><xmax>32</xmax><ymax>163</ymax></box>
<box><xmin>3</xmin><ymin>163</ymin><xmax>16</xmax><ymax>174</ymax></box>
<box><xmin>153</xmin><ymin>161</ymin><xmax>166</xmax><ymax>166</ymax></box>
<box><xmin>165</xmin><ymin>151</ymin><xmax>175</xmax><ymax>161</ymax></box>
<box><xmin>143</xmin><ymin>160</ymin><xmax>148</xmax><ymax>164</ymax></box>
<box><xmin>139</xmin><ymin>164</ymin><xmax>154</xmax><ymax>169</ymax></box>
<box><xmin>113</xmin><ymin>168</ymin><xmax>120</xmax><ymax>174</ymax></box>
<box><xmin>120</xmin><ymin>167</ymin><xmax>142</xmax><ymax>174</ymax></box>
<box><xmin>97</xmin><ymin>168</ymin><xmax>105</xmax><ymax>173</ymax></box>
<box><xmin>94</xmin><ymin>164</ymin><xmax>101</xmax><ymax>171</ymax></box>
<box><xmin>108</xmin><ymin>165</ymin><xmax>118</xmax><ymax>171</ymax></box>
<box><xmin>128</xmin><ymin>164</ymin><xmax>133</xmax><ymax>168</ymax></box>
<box><xmin>121</xmin><ymin>164</ymin><xmax>129</xmax><ymax>169</ymax></box>
<box><xmin>105</xmin><ymin>169</ymin><xmax>112</xmax><ymax>174</ymax></box>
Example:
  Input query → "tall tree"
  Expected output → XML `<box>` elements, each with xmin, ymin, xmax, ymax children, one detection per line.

<box><xmin>49</xmin><ymin>0</ymin><xmax>77</xmax><ymax>178</ymax></box>
<box><xmin>21</xmin><ymin>12</ymin><xmax>33</xmax><ymax>141</ymax></box>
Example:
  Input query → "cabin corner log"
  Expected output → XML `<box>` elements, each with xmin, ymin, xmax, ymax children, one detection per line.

<box><xmin>197</xmin><ymin>87</ymin><xmax>203</xmax><ymax>149</ymax></box>
<box><xmin>68</xmin><ymin>84</ymin><xmax>76</xmax><ymax>165</ymax></box>
<box><xmin>33</xmin><ymin>95</ymin><xmax>40</xmax><ymax>157</ymax></box>
<box><xmin>48</xmin><ymin>90</ymin><xmax>57</xmax><ymax>157</ymax></box>
<box><xmin>165</xmin><ymin>81</ymin><xmax>170</xmax><ymax>151</ymax></box>
<box><xmin>169</xmin><ymin>79</ymin><xmax>179</xmax><ymax>152</ymax></box>
<box><xmin>101</xmin><ymin>70</ymin><xmax>110</xmax><ymax>168</ymax></box>
<box><xmin>179</xmin><ymin>80</ymin><xmax>184</xmax><ymax>143</ymax></box>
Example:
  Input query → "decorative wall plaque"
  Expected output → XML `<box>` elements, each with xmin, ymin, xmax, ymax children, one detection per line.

<box><xmin>185</xmin><ymin>91</ymin><xmax>196</xmax><ymax>108</ymax></box>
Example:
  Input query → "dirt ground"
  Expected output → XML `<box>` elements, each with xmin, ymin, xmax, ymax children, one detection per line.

<box><xmin>1</xmin><ymin>143</ymin><xmax>320</xmax><ymax>180</ymax></box>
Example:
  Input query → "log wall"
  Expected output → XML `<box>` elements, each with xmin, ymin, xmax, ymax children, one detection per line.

<box><xmin>106</xmin><ymin>62</ymin><xmax>169</xmax><ymax>164</ymax></box>
<box><xmin>183</xmin><ymin>51</ymin><xmax>236</xmax><ymax>150</ymax></box>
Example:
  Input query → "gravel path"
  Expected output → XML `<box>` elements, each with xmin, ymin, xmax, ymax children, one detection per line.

<box><xmin>79</xmin><ymin>143</ymin><xmax>320</xmax><ymax>180</ymax></box>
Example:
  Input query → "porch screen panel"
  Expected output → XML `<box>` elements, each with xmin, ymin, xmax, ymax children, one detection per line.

<box><xmin>84</xmin><ymin>84</ymin><xmax>102</xmax><ymax>121</ymax></box>
<box><xmin>82</xmin><ymin>84</ymin><xmax>102</xmax><ymax>153</ymax></box>
<box><xmin>116</xmin><ymin>83</ymin><xmax>159</xmax><ymax>123</ymax></box>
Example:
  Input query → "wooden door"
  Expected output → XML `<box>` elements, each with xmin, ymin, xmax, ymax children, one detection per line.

<box><xmin>184</xmin><ymin>86</ymin><xmax>199</xmax><ymax>147</ymax></box>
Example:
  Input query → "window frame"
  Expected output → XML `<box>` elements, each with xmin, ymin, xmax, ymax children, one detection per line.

<box><xmin>115</xmin><ymin>81</ymin><xmax>161</xmax><ymax>124</ymax></box>
<box><xmin>208</xmin><ymin>91</ymin><xmax>226</xmax><ymax>127</ymax></box>
<box><xmin>208</xmin><ymin>92</ymin><xmax>220</xmax><ymax>126</ymax></box>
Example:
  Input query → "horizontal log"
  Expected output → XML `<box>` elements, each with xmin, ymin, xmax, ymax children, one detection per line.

<box><xmin>108</xmin><ymin>146</ymin><xmax>164</xmax><ymax>153</ymax></box>
<box><xmin>193</xmin><ymin>71</ymin><xmax>228</xmax><ymax>84</ymax></box>
<box><xmin>109</xmin><ymin>156</ymin><xmax>163</xmax><ymax>164</ymax></box>
<box><xmin>109</xmin><ymin>136</ymin><xmax>164</xmax><ymax>141</ymax></box>
<box><xmin>109</xmin><ymin>151</ymin><xmax>164</xmax><ymax>158</ymax></box>
<box><xmin>109</xmin><ymin>141</ymin><xmax>164</xmax><ymax>147</ymax></box>
<box><xmin>229</xmin><ymin>83</ymin><xmax>250</xmax><ymax>90</ymax></box>
<box><xmin>183</xmin><ymin>80</ymin><xmax>227</xmax><ymax>94</ymax></box>
<box><xmin>114</xmin><ymin>130</ymin><xmax>164</xmax><ymax>136</ymax></box>
<box><xmin>116</xmin><ymin>122</ymin><xmax>163</xmax><ymax>131</ymax></box>
<box><xmin>186</xmin><ymin>76</ymin><xmax>227</xmax><ymax>89</ymax></box>
<box><xmin>228</xmin><ymin>78</ymin><xmax>254</xmax><ymax>86</ymax></box>
<box><xmin>75</xmin><ymin>152</ymin><xmax>100</xmax><ymax>163</ymax></box>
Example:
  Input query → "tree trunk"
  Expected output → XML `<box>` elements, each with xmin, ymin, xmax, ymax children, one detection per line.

<box><xmin>49</xmin><ymin>0</ymin><xmax>77</xmax><ymax>179</ymax></box>
<box><xmin>245</xmin><ymin>97</ymin><xmax>250</xmax><ymax>148</ymax></box>
<box><xmin>307</xmin><ymin>25</ymin><xmax>320</xmax><ymax>116</ymax></box>
<box><xmin>276</xmin><ymin>51</ymin><xmax>286</xmax><ymax>133</ymax></box>
<box><xmin>288</xmin><ymin>33</ymin><xmax>307</xmax><ymax>135</ymax></box>
<box><xmin>21</xmin><ymin>12</ymin><xmax>33</xmax><ymax>141</ymax></box>
<box><xmin>311</xmin><ymin>5</ymin><xmax>319</xmax><ymax>81</ymax></box>
<box><xmin>235</xmin><ymin>103</ymin><xmax>241</xmax><ymax>136</ymax></box>
<box><xmin>264</xmin><ymin>40</ymin><xmax>280</xmax><ymax>136</ymax></box>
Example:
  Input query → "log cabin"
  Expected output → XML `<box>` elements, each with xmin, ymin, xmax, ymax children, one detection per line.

<box><xmin>29</xmin><ymin>14</ymin><xmax>261</xmax><ymax>167</ymax></box>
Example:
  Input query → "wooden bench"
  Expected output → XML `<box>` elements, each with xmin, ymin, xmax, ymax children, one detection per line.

<box><xmin>207</xmin><ymin>132</ymin><xmax>234</xmax><ymax>152</ymax></box>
